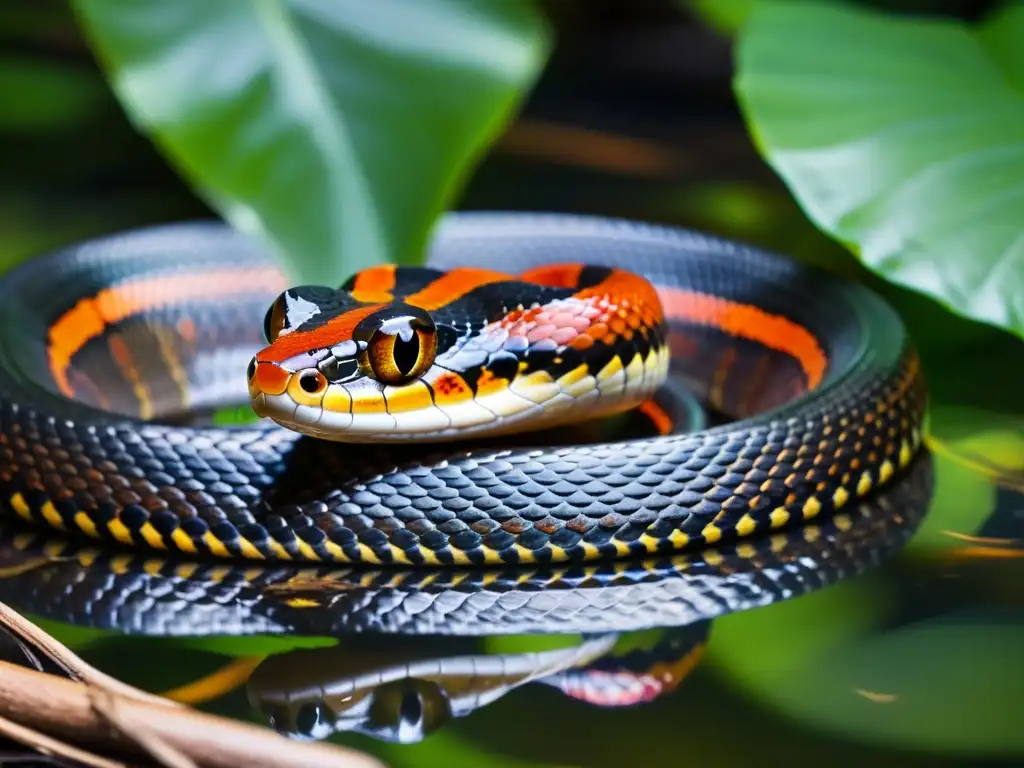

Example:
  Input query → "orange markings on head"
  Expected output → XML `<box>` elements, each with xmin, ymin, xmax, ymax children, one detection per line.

<box><xmin>257</xmin><ymin>304</ymin><xmax>384</xmax><ymax>363</ymax></box>
<box><xmin>569</xmin><ymin>334</ymin><xmax>594</xmax><ymax>351</ymax></box>
<box><xmin>349</xmin><ymin>264</ymin><xmax>396</xmax><ymax>303</ymax></box>
<box><xmin>48</xmin><ymin>268</ymin><xmax>285</xmax><ymax>397</ymax></box>
<box><xmin>404</xmin><ymin>268</ymin><xmax>511</xmax><ymax>311</ymax></box>
<box><xmin>608</xmin><ymin>316</ymin><xmax>630</xmax><ymax>338</ymax></box>
<box><xmin>586</xmin><ymin>323</ymin><xmax>610</xmax><ymax>343</ymax></box>
<box><xmin>50</xmin><ymin>302</ymin><xmax>105</xmax><ymax>395</ymax></box>
<box><xmin>255</xmin><ymin>361</ymin><xmax>290</xmax><ymax>395</ymax></box>
<box><xmin>518</xmin><ymin>268</ymin><xmax>666</xmax><ymax>350</ymax></box>
<box><xmin>430</xmin><ymin>373</ymin><xmax>472</xmax><ymax>404</ymax></box>
<box><xmin>107</xmin><ymin>334</ymin><xmax>134</xmax><ymax>374</ymax></box>
<box><xmin>659</xmin><ymin>288</ymin><xmax>826</xmax><ymax>388</ymax></box>
<box><xmin>573</xmin><ymin>269</ymin><xmax>665</xmax><ymax>326</ymax></box>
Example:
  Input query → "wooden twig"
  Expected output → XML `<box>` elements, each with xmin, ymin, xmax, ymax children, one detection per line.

<box><xmin>0</xmin><ymin>661</ymin><xmax>383</xmax><ymax>768</ymax></box>
<box><xmin>0</xmin><ymin>712</ymin><xmax>129</xmax><ymax>768</ymax></box>
<box><xmin>0</xmin><ymin>605</ymin><xmax>171</xmax><ymax>708</ymax></box>
<box><xmin>0</xmin><ymin>602</ymin><xmax>381</xmax><ymax>768</ymax></box>
<box><xmin>88</xmin><ymin>687</ymin><xmax>194</xmax><ymax>768</ymax></box>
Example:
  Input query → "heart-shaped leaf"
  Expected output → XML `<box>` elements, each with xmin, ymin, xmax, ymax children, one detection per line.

<box><xmin>736</xmin><ymin>2</ymin><xmax>1024</xmax><ymax>339</ymax></box>
<box><xmin>73</xmin><ymin>0</ymin><xmax>550</xmax><ymax>285</ymax></box>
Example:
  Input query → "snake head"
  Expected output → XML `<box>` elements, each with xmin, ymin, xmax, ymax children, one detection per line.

<box><xmin>248</xmin><ymin>284</ymin><xmax>442</xmax><ymax>441</ymax></box>
<box><xmin>248</xmin><ymin>266</ymin><xmax>670</xmax><ymax>443</ymax></box>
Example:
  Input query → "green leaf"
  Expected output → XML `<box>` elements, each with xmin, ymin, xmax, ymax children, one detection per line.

<box><xmin>73</xmin><ymin>0</ymin><xmax>550</xmax><ymax>284</ymax></box>
<box><xmin>736</xmin><ymin>2</ymin><xmax>1024</xmax><ymax>339</ymax></box>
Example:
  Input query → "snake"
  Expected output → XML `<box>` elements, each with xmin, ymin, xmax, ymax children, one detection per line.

<box><xmin>0</xmin><ymin>213</ymin><xmax>927</xmax><ymax>567</ymax></box>
<box><xmin>245</xmin><ymin>624</ymin><xmax>711</xmax><ymax>742</ymax></box>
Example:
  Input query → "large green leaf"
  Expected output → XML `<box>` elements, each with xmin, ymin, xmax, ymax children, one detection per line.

<box><xmin>736</xmin><ymin>2</ymin><xmax>1024</xmax><ymax>339</ymax></box>
<box><xmin>73</xmin><ymin>0</ymin><xmax>550</xmax><ymax>284</ymax></box>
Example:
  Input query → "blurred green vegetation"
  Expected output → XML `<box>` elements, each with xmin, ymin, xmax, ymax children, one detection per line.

<box><xmin>736</xmin><ymin>1</ymin><xmax>1024</xmax><ymax>341</ymax></box>
<box><xmin>73</xmin><ymin>0</ymin><xmax>551</xmax><ymax>285</ymax></box>
<box><xmin>1</xmin><ymin>0</ymin><xmax>1023</xmax><ymax>766</ymax></box>
<box><xmin>0</xmin><ymin>56</ymin><xmax>103</xmax><ymax>129</ymax></box>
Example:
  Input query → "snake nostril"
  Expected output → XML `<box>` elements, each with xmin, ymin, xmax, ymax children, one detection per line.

<box><xmin>246</xmin><ymin>357</ymin><xmax>257</xmax><ymax>381</ymax></box>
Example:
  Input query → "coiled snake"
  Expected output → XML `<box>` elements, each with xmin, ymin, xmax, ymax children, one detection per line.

<box><xmin>0</xmin><ymin>214</ymin><xmax>927</xmax><ymax>566</ymax></box>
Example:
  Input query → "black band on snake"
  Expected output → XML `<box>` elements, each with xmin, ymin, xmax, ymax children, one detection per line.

<box><xmin>0</xmin><ymin>213</ymin><xmax>927</xmax><ymax>566</ymax></box>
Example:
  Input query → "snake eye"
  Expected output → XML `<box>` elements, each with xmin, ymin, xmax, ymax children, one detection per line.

<box><xmin>362</xmin><ymin>313</ymin><xmax>438</xmax><ymax>386</ymax></box>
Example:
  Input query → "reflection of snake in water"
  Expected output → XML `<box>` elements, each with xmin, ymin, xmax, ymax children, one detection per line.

<box><xmin>0</xmin><ymin>214</ymin><xmax>925</xmax><ymax>566</ymax></box>
<box><xmin>0</xmin><ymin>455</ymin><xmax>932</xmax><ymax>742</ymax></box>
<box><xmin>246</xmin><ymin>626</ymin><xmax>710</xmax><ymax>743</ymax></box>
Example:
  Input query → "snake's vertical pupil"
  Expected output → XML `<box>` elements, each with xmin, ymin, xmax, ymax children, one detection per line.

<box><xmin>294</xmin><ymin>701</ymin><xmax>325</xmax><ymax>736</ymax></box>
<box><xmin>393</xmin><ymin>333</ymin><xmax>420</xmax><ymax>377</ymax></box>
<box><xmin>400</xmin><ymin>690</ymin><xmax>424</xmax><ymax>725</ymax></box>
<box><xmin>361</xmin><ymin>309</ymin><xmax>438</xmax><ymax>385</ymax></box>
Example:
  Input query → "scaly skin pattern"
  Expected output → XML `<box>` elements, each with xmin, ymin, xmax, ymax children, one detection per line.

<box><xmin>0</xmin><ymin>452</ymin><xmax>932</xmax><ymax>637</ymax></box>
<box><xmin>0</xmin><ymin>214</ymin><xmax>927</xmax><ymax>566</ymax></box>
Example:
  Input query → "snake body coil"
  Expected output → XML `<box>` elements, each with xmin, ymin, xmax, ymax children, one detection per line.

<box><xmin>0</xmin><ymin>214</ymin><xmax>926</xmax><ymax>566</ymax></box>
